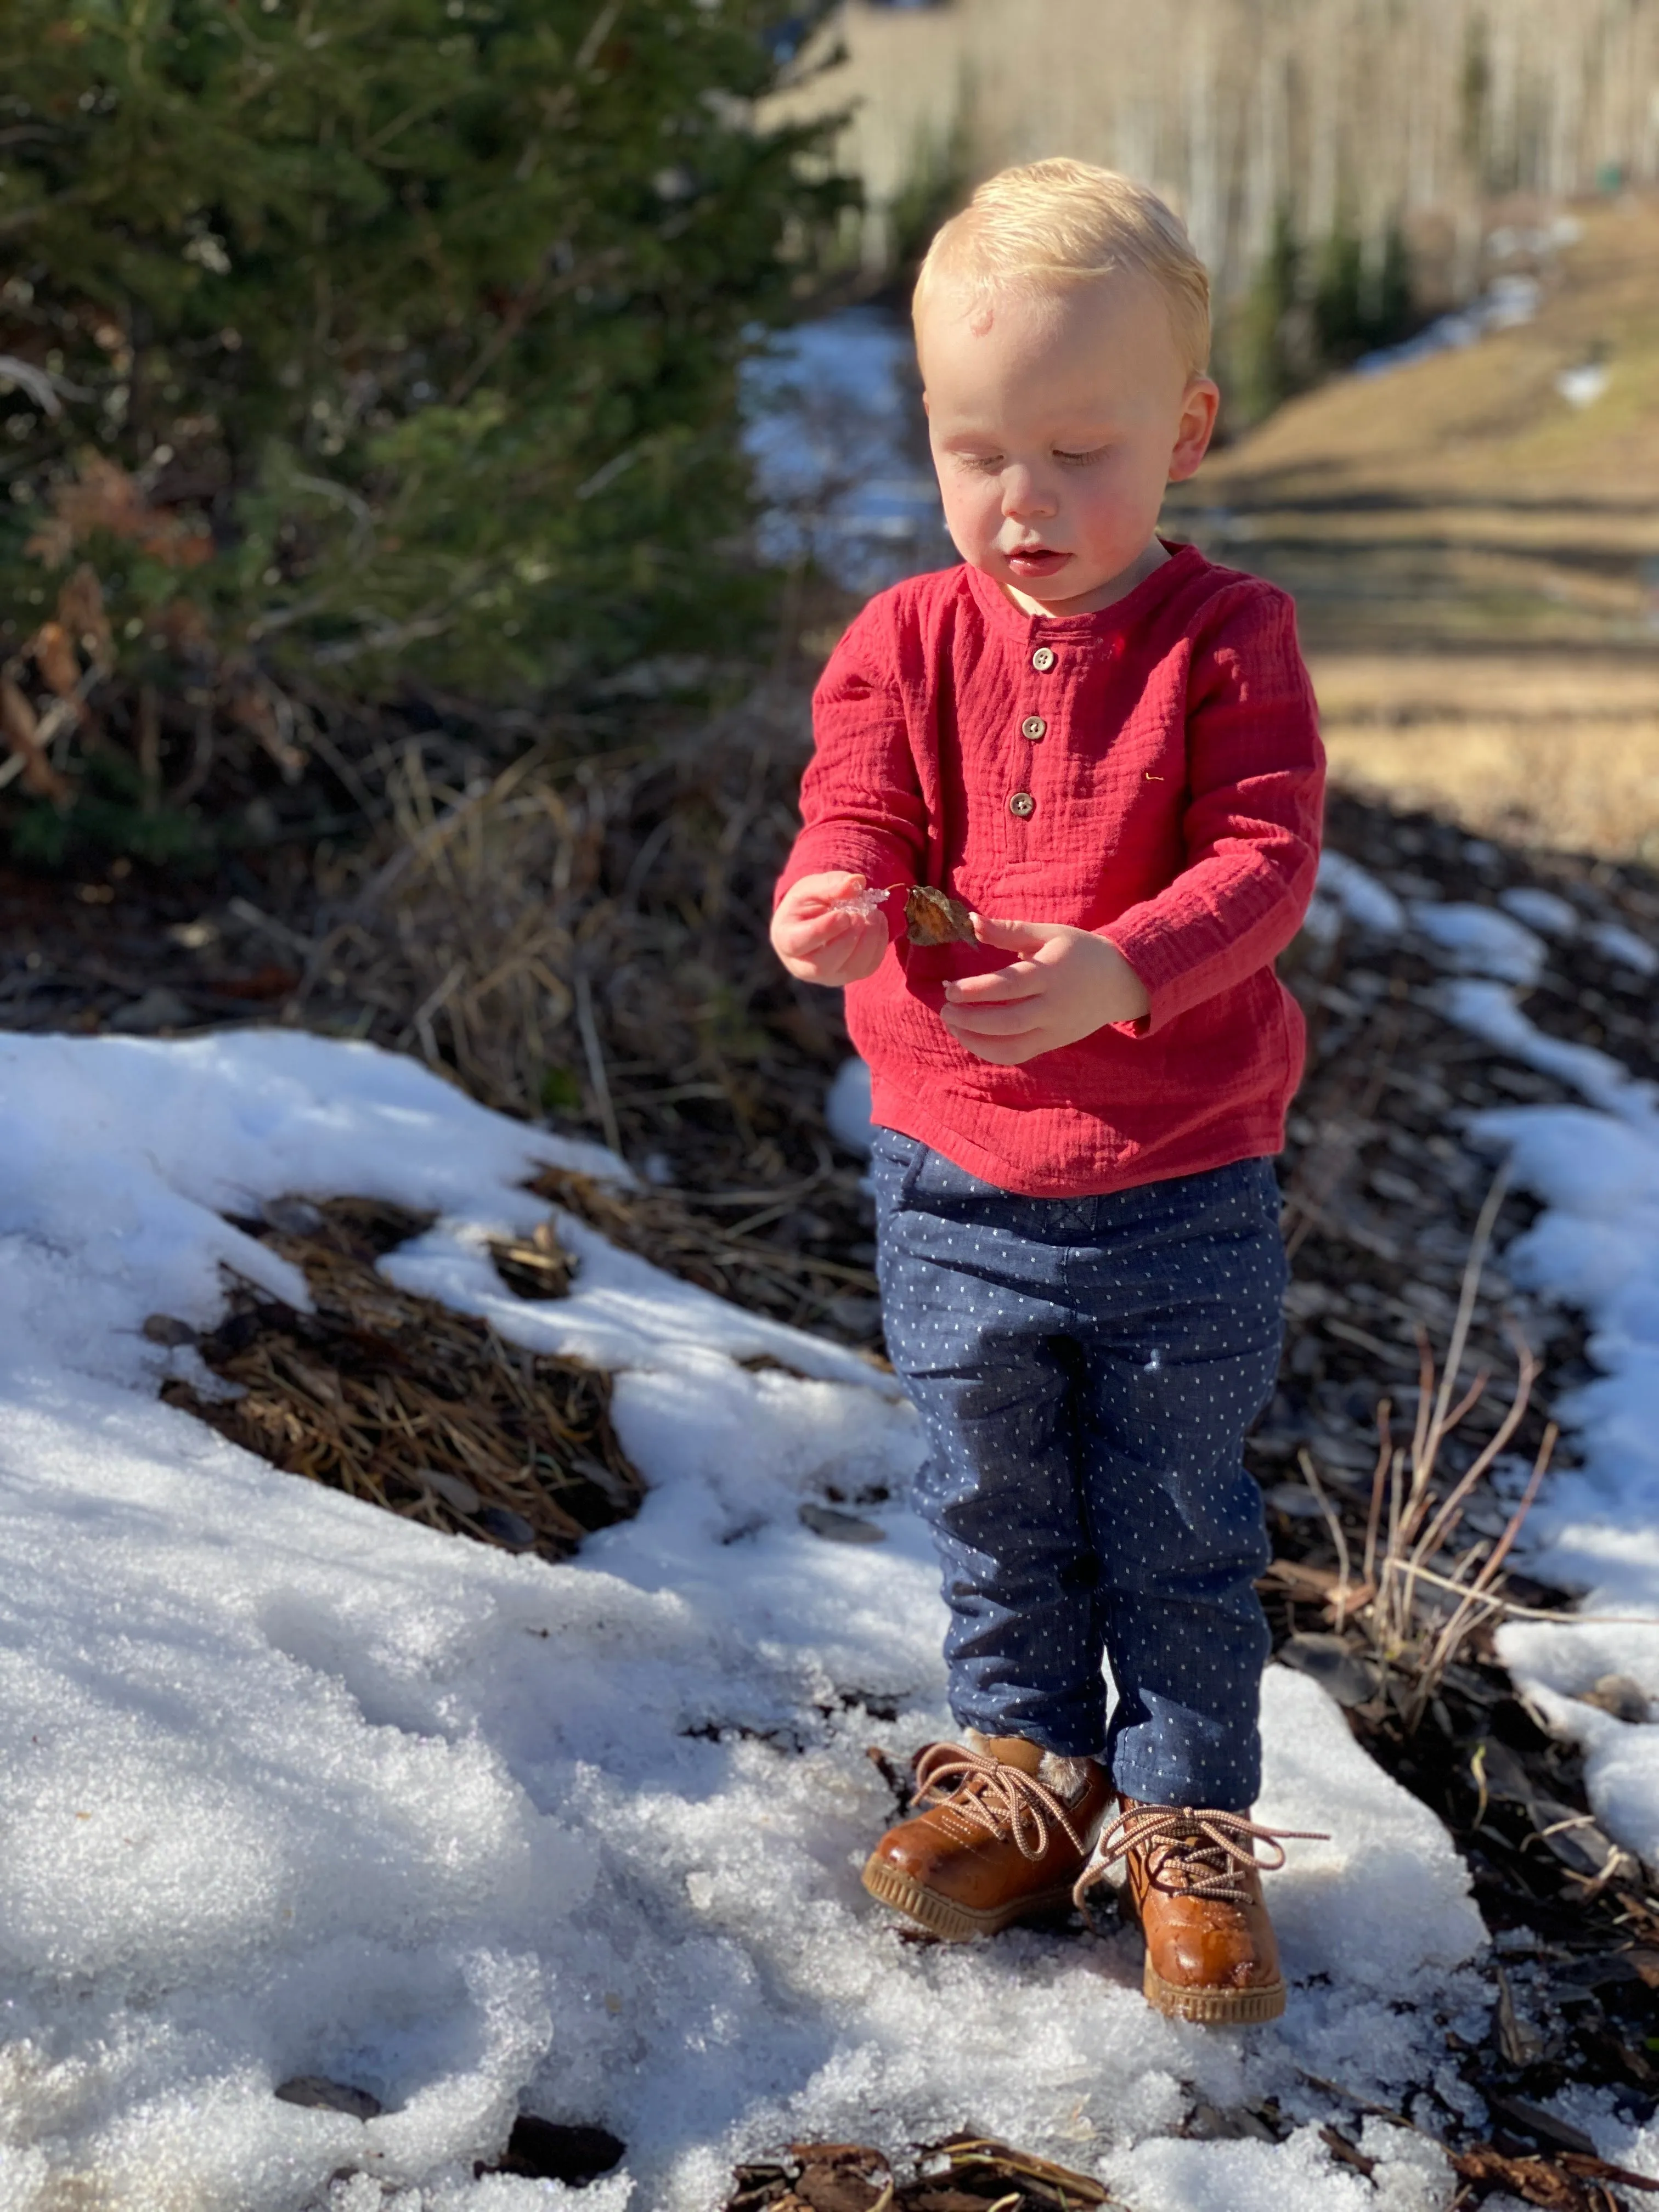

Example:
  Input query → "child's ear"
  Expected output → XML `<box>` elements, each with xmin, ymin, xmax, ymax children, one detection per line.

<box><xmin>1167</xmin><ymin>376</ymin><xmax>1220</xmax><ymax>483</ymax></box>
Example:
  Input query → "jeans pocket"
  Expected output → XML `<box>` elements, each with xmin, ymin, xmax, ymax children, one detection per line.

<box><xmin>869</xmin><ymin>1126</ymin><xmax>921</xmax><ymax>1168</ymax></box>
<box><xmin>868</xmin><ymin>1127</ymin><xmax>925</xmax><ymax>1214</ymax></box>
<box><xmin>1245</xmin><ymin>1154</ymin><xmax>1285</xmax><ymax>1225</ymax></box>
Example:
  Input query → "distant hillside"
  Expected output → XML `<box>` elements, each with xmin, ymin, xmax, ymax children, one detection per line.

<box><xmin>1168</xmin><ymin>192</ymin><xmax>1659</xmax><ymax>652</ymax></box>
<box><xmin>1171</xmin><ymin>194</ymin><xmax>1659</xmax><ymax>860</ymax></box>
<box><xmin>1196</xmin><ymin>196</ymin><xmax>1659</xmax><ymax>508</ymax></box>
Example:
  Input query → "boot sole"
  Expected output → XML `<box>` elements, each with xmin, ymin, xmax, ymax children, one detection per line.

<box><xmin>1144</xmin><ymin>1957</ymin><xmax>1286</xmax><ymax>2025</ymax></box>
<box><xmin>861</xmin><ymin>1855</ymin><xmax>1081</xmax><ymax>1942</ymax></box>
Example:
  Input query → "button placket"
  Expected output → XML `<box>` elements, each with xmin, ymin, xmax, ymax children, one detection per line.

<box><xmin>1011</xmin><ymin>637</ymin><xmax>1053</xmax><ymax>828</ymax></box>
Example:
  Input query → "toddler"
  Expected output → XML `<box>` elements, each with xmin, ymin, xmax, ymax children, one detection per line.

<box><xmin>770</xmin><ymin>161</ymin><xmax>1324</xmax><ymax>2024</ymax></box>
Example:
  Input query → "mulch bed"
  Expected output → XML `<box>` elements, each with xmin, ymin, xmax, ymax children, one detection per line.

<box><xmin>158</xmin><ymin>1195</ymin><xmax>641</xmax><ymax>1559</ymax></box>
<box><xmin>724</xmin><ymin>2134</ymin><xmax>1659</xmax><ymax>2211</ymax></box>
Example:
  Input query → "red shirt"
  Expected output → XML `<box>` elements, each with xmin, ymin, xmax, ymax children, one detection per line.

<box><xmin>776</xmin><ymin>544</ymin><xmax>1325</xmax><ymax>1197</ymax></box>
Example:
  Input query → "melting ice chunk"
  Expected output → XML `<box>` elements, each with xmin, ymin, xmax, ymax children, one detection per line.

<box><xmin>824</xmin><ymin>883</ymin><xmax>892</xmax><ymax>924</ymax></box>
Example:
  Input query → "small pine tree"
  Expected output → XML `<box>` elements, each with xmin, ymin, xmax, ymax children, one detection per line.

<box><xmin>1227</xmin><ymin>206</ymin><xmax>1307</xmax><ymax>425</ymax></box>
<box><xmin>0</xmin><ymin>0</ymin><xmax>852</xmax><ymax>856</ymax></box>
<box><xmin>1314</xmin><ymin>208</ymin><xmax>1418</xmax><ymax>365</ymax></box>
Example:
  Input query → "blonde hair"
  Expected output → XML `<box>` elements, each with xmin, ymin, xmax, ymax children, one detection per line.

<box><xmin>913</xmin><ymin>159</ymin><xmax>1211</xmax><ymax>376</ymax></box>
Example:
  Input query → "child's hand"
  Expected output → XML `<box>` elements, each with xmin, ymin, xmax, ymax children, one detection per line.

<box><xmin>770</xmin><ymin>872</ymin><xmax>890</xmax><ymax>987</ymax></box>
<box><xmin>941</xmin><ymin>916</ymin><xmax>1151</xmax><ymax>1063</ymax></box>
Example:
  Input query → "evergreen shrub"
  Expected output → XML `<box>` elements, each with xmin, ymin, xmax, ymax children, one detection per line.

<box><xmin>1225</xmin><ymin>204</ymin><xmax>1418</xmax><ymax>430</ymax></box>
<box><xmin>0</xmin><ymin>0</ymin><xmax>850</xmax><ymax>860</ymax></box>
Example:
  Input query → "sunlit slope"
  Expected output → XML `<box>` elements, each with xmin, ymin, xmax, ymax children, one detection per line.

<box><xmin>1169</xmin><ymin>194</ymin><xmax>1659</xmax><ymax>654</ymax></box>
<box><xmin>1165</xmin><ymin>196</ymin><xmax>1659</xmax><ymax>854</ymax></box>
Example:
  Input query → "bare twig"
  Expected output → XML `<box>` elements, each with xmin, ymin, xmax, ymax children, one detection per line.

<box><xmin>575</xmin><ymin>970</ymin><xmax>622</xmax><ymax>1160</ymax></box>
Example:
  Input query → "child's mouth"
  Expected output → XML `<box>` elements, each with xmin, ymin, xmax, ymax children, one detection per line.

<box><xmin>1004</xmin><ymin>545</ymin><xmax>1069</xmax><ymax>577</ymax></box>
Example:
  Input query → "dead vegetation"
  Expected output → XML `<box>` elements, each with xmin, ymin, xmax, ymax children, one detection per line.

<box><xmin>158</xmin><ymin>1195</ymin><xmax>641</xmax><ymax>1559</ymax></box>
<box><xmin>727</xmin><ymin>2134</ymin><xmax>1116</xmax><ymax>2211</ymax></box>
<box><xmin>1293</xmin><ymin>1161</ymin><xmax>1558</xmax><ymax>1733</ymax></box>
<box><xmin>1306</xmin><ymin>651</ymin><xmax>1659</xmax><ymax>867</ymax></box>
<box><xmin>721</xmin><ymin>2123</ymin><xmax>1659</xmax><ymax>2211</ymax></box>
<box><xmin>514</xmin><ymin>1164</ymin><xmax>882</xmax><ymax>1342</ymax></box>
<box><xmin>296</xmin><ymin>691</ymin><xmax>830</xmax><ymax>1160</ymax></box>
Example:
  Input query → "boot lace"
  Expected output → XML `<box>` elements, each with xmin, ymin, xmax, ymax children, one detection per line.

<box><xmin>1072</xmin><ymin>1803</ymin><xmax>1327</xmax><ymax>1916</ymax></box>
<box><xmin>910</xmin><ymin>1742</ymin><xmax>1088</xmax><ymax>1863</ymax></box>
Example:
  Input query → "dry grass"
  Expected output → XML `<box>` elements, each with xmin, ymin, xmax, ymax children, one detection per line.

<box><xmin>1301</xmin><ymin>1171</ymin><xmax>1559</xmax><ymax>1732</ymax></box>
<box><xmin>282</xmin><ymin>684</ymin><xmax>884</xmax><ymax>1344</ymax></box>
<box><xmin>301</xmin><ymin>690</ymin><xmax>833</xmax><ymax>1176</ymax></box>
<box><xmin>1308</xmin><ymin>648</ymin><xmax>1659</xmax><ymax>858</ymax></box>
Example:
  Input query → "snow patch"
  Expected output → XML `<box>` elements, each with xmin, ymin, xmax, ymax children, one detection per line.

<box><xmin>1310</xmin><ymin>850</ymin><xmax>1406</xmax><ymax>938</ymax></box>
<box><xmin>1556</xmin><ymin>362</ymin><xmax>1610</xmax><ymax>409</ymax></box>
<box><xmin>825</xmin><ymin>1056</ymin><xmax>876</xmax><ymax>1157</ymax></box>
<box><xmin>1410</xmin><ymin>902</ymin><xmax>1545</xmax><ymax>987</ymax></box>
<box><xmin>1592</xmin><ymin>919</ymin><xmax>1659</xmax><ymax>976</ymax></box>
<box><xmin>1498</xmin><ymin>885</ymin><xmax>1578</xmax><ymax>939</ymax></box>
<box><xmin>1443</xmin><ymin>980</ymin><xmax>1652</xmax><ymax>1116</ymax></box>
<box><xmin>1355</xmin><ymin>274</ymin><xmax>1539</xmax><ymax>378</ymax></box>
<box><xmin>0</xmin><ymin>1030</ymin><xmax>1490</xmax><ymax>2207</ymax></box>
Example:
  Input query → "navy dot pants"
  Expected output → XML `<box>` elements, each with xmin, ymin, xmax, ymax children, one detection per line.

<box><xmin>870</xmin><ymin>1135</ymin><xmax>1286</xmax><ymax>1811</ymax></box>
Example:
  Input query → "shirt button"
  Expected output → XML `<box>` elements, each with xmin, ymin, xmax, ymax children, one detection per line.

<box><xmin>1031</xmin><ymin>646</ymin><xmax>1056</xmax><ymax>673</ymax></box>
<box><xmin>1020</xmin><ymin>714</ymin><xmax>1047</xmax><ymax>741</ymax></box>
<box><xmin>1008</xmin><ymin>791</ymin><xmax>1036</xmax><ymax>819</ymax></box>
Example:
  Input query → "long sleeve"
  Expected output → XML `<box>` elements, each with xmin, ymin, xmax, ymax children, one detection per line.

<box><xmin>774</xmin><ymin>596</ymin><xmax>928</xmax><ymax>907</ymax></box>
<box><xmin>1103</xmin><ymin>586</ymin><xmax>1324</xmax><ymax>1035</ymax></box>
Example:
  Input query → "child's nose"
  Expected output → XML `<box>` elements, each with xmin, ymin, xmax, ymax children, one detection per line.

<box><xmin>1002</xmin><ymin>468</ymin><xmax>1056</xmax><ymax>522</ymax></box>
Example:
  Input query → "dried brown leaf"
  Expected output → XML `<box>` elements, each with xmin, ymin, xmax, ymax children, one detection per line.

<box><xmin>27</xmin><ymin>454</ymin><xmax>213</xmax><ymax>569</ymax></box>
<box><xmin>904</xmin><ymin>886</ymin><xmax>976</xmax><ymax>946</ymax></box>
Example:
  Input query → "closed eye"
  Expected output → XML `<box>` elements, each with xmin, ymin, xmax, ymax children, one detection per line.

<box><xmin>1054</xmin><ymin>445</ymin><xmax>1109</xmax><ymax>466</ymax></box>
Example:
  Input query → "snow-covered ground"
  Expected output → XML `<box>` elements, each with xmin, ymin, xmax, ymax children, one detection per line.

<box><xmin>741</xmin><ymin>307</ymin><xmax>951</xmax><ymax>592</ymax></box>
<box><xmin>0</xmin><ymin>854</ymin><xmax>1656</xmax><ymax>2209</ymax></box>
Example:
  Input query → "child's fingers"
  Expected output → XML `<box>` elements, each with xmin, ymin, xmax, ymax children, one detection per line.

<box><xmin>950</xmin><ymin>1028</ymin><xmax>1046</xmax><ymax>1065</ymax></box>
<box><xmin>943</xmin><ymin>961</ymin><xmax>1045</xmax><ymax>1003</ymax></box>
<box><xmin>785</xmin><ymin>907</ymin><xmax>862</xmax><ymax>956</ymax></box>
<box><xmin>969</xmin><ymin>912</ymin><xmax>1066</xmax><ymax>953</ymax></box>
<box><xmin>786</xmin><ymin>871</ymin><xmax>868</xmax><ymax>915</ymax></box>
<box><xmin>942</xmin><ymin>998</ymin><xmax>1047</xmax><ymax>1040</ymax></box>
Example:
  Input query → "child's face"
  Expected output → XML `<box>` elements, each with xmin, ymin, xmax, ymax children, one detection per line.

<box><xmin>917</xmin><ymin>272</ymin><xmax>1218</xmax><ymax>615</ymax></box>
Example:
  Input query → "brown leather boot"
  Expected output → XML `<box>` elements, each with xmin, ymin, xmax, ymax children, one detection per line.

<box><xmin>862</xmin><ymin>1734</ymin><xmax>1113</xmax><ymax>1942</ymax></box>
<box><xmin>1074</xmin><ymin>1800</ymin><xmax>1322</xmax><ymax>2025</ymax></box>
